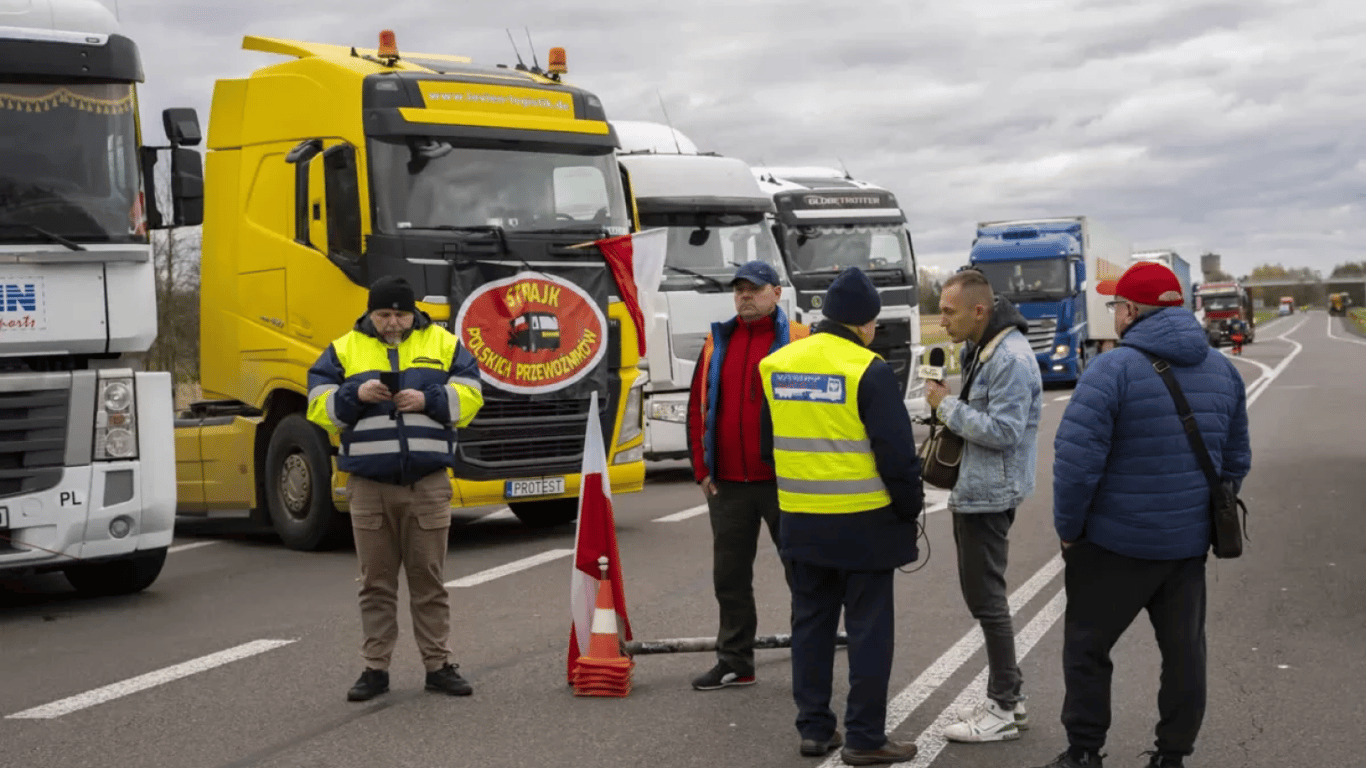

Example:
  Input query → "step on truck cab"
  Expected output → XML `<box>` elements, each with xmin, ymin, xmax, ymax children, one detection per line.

<box><xmin>0</xmin><ymin>0</ymin><xmax>202</xmax><ymax>593</ymax></box>
<box><xmin>751</xmin><ymin>167</ymin><xmax>922</xmax><ymax>412</ymax></box>
<box><xmin>969</xmin><ymin>217</ymin><xmax>1129</xmax><ymax>384</ymax></box>
<box><xmin>612</xmin><ymin>121</ymin><xmax>792</xmax><ymax>461</ymax></box>
<box><xmin>171</xmin><ymin>32</ymin><xmax>645</xmax><ymax>550</ymax></box>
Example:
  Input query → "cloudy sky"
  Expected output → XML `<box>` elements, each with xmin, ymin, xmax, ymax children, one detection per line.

<box><xmin>113</xmin><ymin>0</ymin><xmax>1365</xmax><ymax>280</ymax></box>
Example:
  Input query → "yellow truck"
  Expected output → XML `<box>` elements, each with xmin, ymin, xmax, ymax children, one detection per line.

<box><xmin>1329</xmin><ymin>293</ymin><xmax>1347</xmax><ymax>316</ymax></box>
<box><xmin>168</xmin><ymin>32</ymin><xmax>646</xmax><ymax>549</ymax></box>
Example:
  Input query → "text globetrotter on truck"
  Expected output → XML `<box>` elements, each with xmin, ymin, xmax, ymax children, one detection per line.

<box><xmin>170</xmin><ymin>32</ymin><xmax>646</xmax><ymax>550</ymax></box>
<box><xmin>968</xmin><ymin>216</ymin><xmax>1131</xmax><ymax>385</ymax></box>
<box><xmin>0</xmin><ymin>0</ymin><xmax>203</xmax><ymax>593</ymax></box>
<box><xmin>612</xmin><ymin>121</ymin><xmax>793</xmax><ymax>461</ymax></box>
<box><xmin>752</xmin><ymin>167</ymin><xmax>924</xmax><ymax>413</ymax></box>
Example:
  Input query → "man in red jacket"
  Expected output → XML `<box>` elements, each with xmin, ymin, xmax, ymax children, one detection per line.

<box><xmin>686</xmin><ymin>260</ymin><xmax>808</xmax><ymax>690</ymax></box>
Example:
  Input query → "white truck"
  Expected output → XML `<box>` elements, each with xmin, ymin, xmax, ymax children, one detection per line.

<box><xmin>751</xmin><ymin>167</ymin><xmax>923</xmax><ymax>413</ymax></box>
<box><xmin>613</xmin><ymin>122</ymin><xmax>792</xmax><ymax>461</ymax></box>
<box><xmin>0</xmin><ymin>0</ymin><xmax>201</xmax><ymax>594</ymax></box>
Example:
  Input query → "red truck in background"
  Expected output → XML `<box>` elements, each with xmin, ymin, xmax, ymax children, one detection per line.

<box><xmin>1197</xmin><ymin>281</ymin><xmax>1256</xmax><ymax>347</ymax></box>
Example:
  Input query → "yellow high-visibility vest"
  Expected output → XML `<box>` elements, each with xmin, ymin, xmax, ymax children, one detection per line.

<box><xmin>759</xmin><ymin>333</ymin><xmax>891</xmax><ymax>513</ymax></box>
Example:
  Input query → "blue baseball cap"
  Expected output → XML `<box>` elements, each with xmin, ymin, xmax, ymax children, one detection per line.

<box><xmin>731</xmin><ymin>260</ymin><xmax>781</xmax><ymax>287</ymax></box>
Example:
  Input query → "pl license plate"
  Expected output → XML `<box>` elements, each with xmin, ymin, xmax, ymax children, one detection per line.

<box><xmin>0</xmin><ymin>506</ymin><xmax>8</xmax><ymax>529</ymax></box>
<box><xmin>504</xmin><ymin>477</ymin><xmax>565</xmax><ymax>499</ymax></box>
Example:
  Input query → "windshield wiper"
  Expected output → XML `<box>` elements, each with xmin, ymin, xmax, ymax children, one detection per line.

<box><xmin>399</xmin><ymin>224</ymin><xmax>507</xmax><ymax>250</ymax></box>
<box><xmin>0</xmin><ymin>223</ymin><xmax>86</xmax><ymax>251</ymax></box>
<box><xmin>664</xmin><ymin>264</ymin><xmax>726</xmax><ymax>292</ymax></box>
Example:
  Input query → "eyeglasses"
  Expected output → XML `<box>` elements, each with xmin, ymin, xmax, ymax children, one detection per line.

<box><xmin>1105</xmin><ymin>300</ymin><xmax>1127</xmax><ymax>313</ymax></box>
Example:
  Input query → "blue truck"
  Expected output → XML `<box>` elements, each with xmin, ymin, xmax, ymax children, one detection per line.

<box><xmin>969</xmin><ymin>217</ymin><xmax>1131</xmax><ymax>384</ymax></box>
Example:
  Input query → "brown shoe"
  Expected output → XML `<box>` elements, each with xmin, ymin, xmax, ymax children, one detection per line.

<box><xmin>840</xmin><ymin>739</ymin><xmax>919</xmax><ymax>766</ymax></box>
<box><xmin>799</xmin><ymin>731</ymin><xmax>843</xmax><ymax>757</ymax></box>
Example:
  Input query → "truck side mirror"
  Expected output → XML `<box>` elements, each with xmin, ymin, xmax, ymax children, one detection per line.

<box><xmin>162</xmin><ymin>107</ymin><xmax>202</xmax><ymax>147</ymax></box>
<box><xmin>169</xmin><ymin>147</ymin><xmax>204</xmax><ymax>226</ymax></box>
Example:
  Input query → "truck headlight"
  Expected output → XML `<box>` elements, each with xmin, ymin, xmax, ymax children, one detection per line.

<box><xmin>618</xmin><ymin>382</ymin><xmax>644</xmax><ymax>444</ymax></box>
<box><xmin>95</xmin><ymin>377</ymin><xmax>138</xmax><ymax>460</ymax></box>
<box><xmin>649</xmin><ymin>401</ymin><xmax>688</xmax><ymax>424</ymax></box>
<box><xmin>1052</xmin><ymin>343</ymin><xmax>1071</xmax><ymax>360</ymax></box>
<box><xmin>613</xmin><ymin>444</ymin><xmax>644</xmax><ymax>465</ymax></box>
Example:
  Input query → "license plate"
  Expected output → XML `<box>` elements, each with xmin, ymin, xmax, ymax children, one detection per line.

<box><xmin>0</xmin><ymin>506</ymin><xmax>8</xmax><ymax>528</ymax></box>
<box><xmin>504</xmin><ymin>477</ymin><xmax>565</xmax><ymax>499</ymax></box>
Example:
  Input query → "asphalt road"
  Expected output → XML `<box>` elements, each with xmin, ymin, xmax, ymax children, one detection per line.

<box><xmin>1</xmin><ymin>311</ymin><xmax>1362</xmax><ymax>768</ymax></box>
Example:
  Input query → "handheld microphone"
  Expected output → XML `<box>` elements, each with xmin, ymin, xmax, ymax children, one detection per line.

<box><xmin>917</xmin><ymin>346</ymin><xmax>947</xmax><ymax>383</ymax></box>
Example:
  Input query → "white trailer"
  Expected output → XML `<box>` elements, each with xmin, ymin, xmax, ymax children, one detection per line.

<box><xmin>0</xmin><ymin>0</ymin><xmax>201</xmax><ymax>594</ymax></box>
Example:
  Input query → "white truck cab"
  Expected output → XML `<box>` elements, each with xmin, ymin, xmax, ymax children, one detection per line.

<box><xmin>0</xmin><ymin>0</ymin><xmax>201</xmax><ymax>594</ymax></box>
<box><xmin>614</xmin><ymin>122</ymin><xmax>792</xmax><ymax>461</ymax></box>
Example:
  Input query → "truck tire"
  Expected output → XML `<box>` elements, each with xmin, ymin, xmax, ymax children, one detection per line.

<box><xmin>265</xmin><ymin>414</ymin><xmax>348</xmax><ymax>551</ymax></box>
<box><xmin>64</xmin><ymin>547</ymin><xmax>167</xmax><ymax>597</ymax></box>
<box><xmin>509</xmin><ymin>498</ymin><xmax>579</xmax><ymax>528</ymax></box>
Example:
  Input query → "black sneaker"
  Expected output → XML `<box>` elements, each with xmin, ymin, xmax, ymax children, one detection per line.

<box><xmin>1029</xmin><ymin>749</ymin><xmax>1105</xmax><ymax>768</ymax></box>
<box><xmin>425</xmin><ymin>663</ymin><xmax>473</xmax><ymax>696</ymax></box>
<box><xmin>1141</xmin><ymin>751</ymin><xmax>1184</xmax><ymax>768</ymax></box>
<box><xmin>346</xmin><ymin>668</ymin><xmax>389</xmax><ymax>702</ymax></box>
<box><xmin>691</xmin><ymin>662</ymin><xmax>756</xmax><ymax>691</ymax></box>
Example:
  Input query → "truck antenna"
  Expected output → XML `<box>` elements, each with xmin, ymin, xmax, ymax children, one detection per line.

<box><xmin>656</xmin><ymin>91</ymin><xmax>684</xmax><ymax>154</ymax></box>
<box><xmin>524</xmin><ymin>28</ymin><xmax>543</xmax><ymax>74</ymax></box>
<box><xmin>836</xmin><ymin>156</ymin><xmax>852</xmax><ymax>179</ymax></box>
<box><xmin>112</xmin><ymin>0</ymin><xmax>120</xmax><ymax>19</ymax></box>
<box><xmin>505</xmin><ymin>29</ymin><xmax>528</xmax><ymax>71</ymax></box>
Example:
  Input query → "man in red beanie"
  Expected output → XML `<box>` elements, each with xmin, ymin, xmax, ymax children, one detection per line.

<box><xmin>1028</xmin><ymin>261</ymin><xmax>1251</xmax><ymax>768</ymax></box>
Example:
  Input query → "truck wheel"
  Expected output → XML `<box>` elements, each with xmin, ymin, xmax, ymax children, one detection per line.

<box><xmin>64</xmin><ymin>548</ymin><xmax>167</xmax><ymax>597</ymax></box>
<box><xmin>509</xmin><ymin>499</ymin><xmax>579</xmax><ymax>528</ymax></box>
<box><xmin>265</xmin><ymin>414</ymin><xmax>348</xmax><ymax>551</ymax></box>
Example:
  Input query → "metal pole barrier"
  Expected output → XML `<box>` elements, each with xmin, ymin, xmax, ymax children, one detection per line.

<box><xmin>625</xmin><ymin>632</ymin><xmax>849</xmax><ymax>656</ymax></box>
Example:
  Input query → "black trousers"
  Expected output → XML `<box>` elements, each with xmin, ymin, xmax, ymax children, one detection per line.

<box><xmin>1061</xmin><ymin>541</ymin><xmax>1208</xmax><ymax>757</ymax></box>
<box><xmin>708</xmin><ymin>480</ymin><xmax>791</xmax><ymax>676</ymax></box>
<box><xmin>789</xmin><ymin>560</ymin><xmax>896</xmax><ymax>750</ymax></box>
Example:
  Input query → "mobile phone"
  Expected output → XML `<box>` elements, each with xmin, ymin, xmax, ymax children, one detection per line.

<box><xmin>379</xmin><ymin>371</ymin><xmax>400</xmax><ymax>392</ymax></box>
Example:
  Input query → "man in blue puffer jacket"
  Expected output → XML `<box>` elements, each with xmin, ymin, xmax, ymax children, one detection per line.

<box><xmin>1029</xmin><ymin>262</ymin><xmax>1252</xmax><ymax>768</ymax></box>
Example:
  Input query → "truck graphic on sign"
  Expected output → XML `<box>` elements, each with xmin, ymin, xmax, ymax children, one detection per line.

<box><xmin>771</xmin><ymin>373</ymin><xmax>846</xmax><ymax>403</ymax></box>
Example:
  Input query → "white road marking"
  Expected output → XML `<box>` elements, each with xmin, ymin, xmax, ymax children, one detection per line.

<box><xmin>653</xmin><ymin>504</ymin><xmax>709</xmax><ymax>523</ymax></box>
<box><xmin>6</xmin><ymin>639</ymin><xmax>296</xmax><ymax>719</ymax></box>
<box><xmin>471</xmin><ymin>507</ymin><xmax>515</xmax><ymax>524</ymax></box>
<box><xmin>1247</xmin><ymin>317</ymin><xmax>1306</xmax><ymax>406</ymax></box>
<box><xmin>1052</xmin><ymin>394</ymin><xmax>1072</xmax><ymax>402</ymax></box>
<box><xmin>1221</xmin><ymin>348</ymin><xmax>1274</xmax><ymax>398</ymax></box>
<box><xmin>1326</xmin><ymin>313</ymin><xmax>1366</xmax><ymax>347</ymax></box>
<box><xmin>167</xmin><ymin>541</ymin><xmax>218</xmax><ymax>554</ymax></box>
<box><xmin>443</xmin><ymin>548</ymin><xmax>574</xmax><ymax>588</ymax></box>
<box><xmin>815</xmin><ymin>554</ymin><xmax>1065</xmax><ymax>768</ymax></box>
<box><xmin>904</xmin><ymin>591</ymin><xmax>1068</xmax><ymax>766</ymax></box>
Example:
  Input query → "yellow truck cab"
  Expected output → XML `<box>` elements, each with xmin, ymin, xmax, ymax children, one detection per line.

<box><xmin>172</xmin><ymin>32</ymin><xmax>646</xmax><ymax>549</ymax></box>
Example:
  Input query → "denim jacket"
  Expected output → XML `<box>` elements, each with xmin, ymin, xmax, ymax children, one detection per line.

<box><xmin>935</xmin><ymin>298</ymin><xmax>1043</xmax><ymax>513</ymax></box>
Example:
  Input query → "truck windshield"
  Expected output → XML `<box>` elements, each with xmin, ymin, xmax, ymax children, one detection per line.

<box><xmin>641</xmin><ymin>211</ymin><xmax>785</xmax><ymax>292</ymax></box>
<box><xmin>368</xmin><ymin>138</ymin><xmax>630</xmax><ymax>236</ymax></box>
<box><xmin>973</xmin><ymin>258</ymin><xmax>1069</xmax><ymax>300</ymax></box>
<box><xmin>0</xmin><ymin>82</ymin><xmax>144</xmax><ymax>244</ymax></box>
<box><xmin>784</xmin><ymin>224</ymin><xmax>911</xmax><ymax>275</ymax></box>
<box><xmin>1201</xmin><ymin>296</ymin><xmax>1240</xmax><ymax>311</ymax></box>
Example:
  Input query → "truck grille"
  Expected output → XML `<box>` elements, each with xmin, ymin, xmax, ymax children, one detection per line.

<box><xmin>0</xmin><ymin>386</ymin><xmax>69</xmax><ymax>501</ymax></box>
<box><xmin>456</xmin><ymin>398</ymin><xmax>592</xmax><ymax>477</ymax></box>
<box><xmin>1026</xmin><ymin>318</ymin><xmax>1057</xmax><ymax>354</ymax></box>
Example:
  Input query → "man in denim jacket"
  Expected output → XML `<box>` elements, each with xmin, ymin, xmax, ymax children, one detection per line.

<box><xmin>925</xmin><ymin>269</ymin><xmax>1043</xmax><ymax>743</ymax></box>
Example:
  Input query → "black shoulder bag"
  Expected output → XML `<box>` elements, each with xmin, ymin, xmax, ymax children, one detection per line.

<box><xmin>1136</xmin><ymin>350</ymin><xmax>1248</xmax><ymax>559</ymax></box>
<box><xmin>917</xmin><ymin>347</ymin><xmax>983</xmax><ymax>490</ymax></box>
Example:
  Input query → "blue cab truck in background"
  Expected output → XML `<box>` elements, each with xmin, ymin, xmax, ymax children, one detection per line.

<box><xmin>969</xmin><ymin>217</ymin><xmax>1131</xmax><ymax>384</ymax></box>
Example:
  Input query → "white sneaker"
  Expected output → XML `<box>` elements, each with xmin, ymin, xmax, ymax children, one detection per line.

<box><xmin>943</xmin><ymin>699</ymin><xmax>1022</xmax><ymax>743</ymax></box>
<box><xmin>955</xmin><ymin>698</ymin><xmax>1029</xmax><ymax>730</ymax></box>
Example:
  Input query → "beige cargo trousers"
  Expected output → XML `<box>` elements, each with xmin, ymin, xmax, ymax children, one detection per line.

<box><xmin>347</xmin><ymin>471</ymin><xmax>453</xmax><ymax>672</ymax></box>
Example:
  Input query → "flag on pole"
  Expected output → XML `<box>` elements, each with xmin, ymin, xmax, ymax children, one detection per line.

<box><xmin>568</xmin><ymin>391</ymin><xmax>632</xmax><ymax>683</ymax></box>
<box><xmin>595</xmin><ymin>228</ymin><xmax>668</xmax><ymax>356</ymax></box>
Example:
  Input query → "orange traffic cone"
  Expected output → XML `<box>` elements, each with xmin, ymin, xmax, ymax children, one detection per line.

<box><xmin>572</xmin><ymin>556</ymin><xmax>634</xmax><ymax>698</ymax></box>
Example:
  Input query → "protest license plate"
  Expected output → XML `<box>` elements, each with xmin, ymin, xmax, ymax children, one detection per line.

<box><xmin>504</xmin><ymin>477</ymin><xmax>565</xmax><ymax>499</ymax></box>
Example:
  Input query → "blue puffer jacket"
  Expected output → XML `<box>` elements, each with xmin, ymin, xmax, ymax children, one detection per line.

<box><xmin>1053</xmin><ymin>308</ymin><xmax>1252</xmax><ymax>560</ymax></box>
